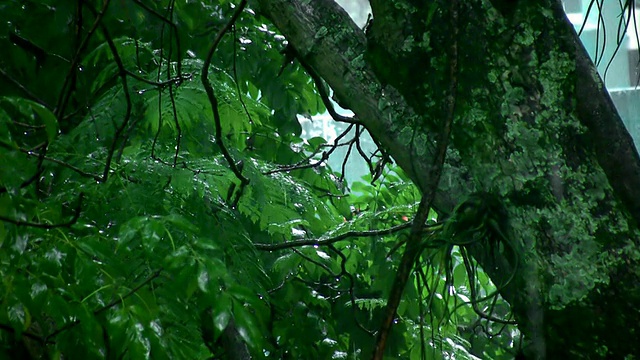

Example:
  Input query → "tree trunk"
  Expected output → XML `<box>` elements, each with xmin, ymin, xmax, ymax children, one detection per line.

<box><xmin>256</xmin><ymin>0</ymin><xmax>640</xmax><ymax>358</ymax></box>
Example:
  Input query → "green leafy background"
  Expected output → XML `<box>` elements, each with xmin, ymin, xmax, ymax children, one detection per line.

<box><xmin>0</xmin><ymin>1</ymin><xmax>516</xmax><ymax>359</ymax></box>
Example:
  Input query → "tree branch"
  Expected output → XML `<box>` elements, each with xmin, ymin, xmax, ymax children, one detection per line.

<box><xmin>372</xmin><ymin>1</ymin><xmax>458</xmax><ymax>357</ymax></box>
<box><xmin>202</xmin><ymin>0</ymin><xmax>250</xmax><ymax>185</ymax></box>
<box><xmin>0</xmin><ymin>193</ymin><xmax>84</xmax><ymax>229</ymax></box>
<box><xmin>255</xmin><ymin>0</ymin><xmax>458</xmax><ymax>210</ymax></box>
<box><xmin>254</xmin><ymin>222</ymin><xmax>412</xmax><ymax>251</ymax></box>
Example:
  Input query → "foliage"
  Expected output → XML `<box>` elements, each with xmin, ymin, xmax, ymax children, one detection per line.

<box><xmin>0</xmin><ymin>1</ymin><xmax>516</xmax><ymax>359</ymax></box>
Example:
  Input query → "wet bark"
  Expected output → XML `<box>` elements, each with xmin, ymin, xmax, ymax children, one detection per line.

<box><xmin>256</xmin><ymin>0</ymin><xmax>640</xmax><ymax>358</ymax></box>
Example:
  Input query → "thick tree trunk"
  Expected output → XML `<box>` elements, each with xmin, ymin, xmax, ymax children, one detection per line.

<box><xmin>256</xmin><ymin>0</ymin><xmax>640</xmax><ymax>358</ymax></box>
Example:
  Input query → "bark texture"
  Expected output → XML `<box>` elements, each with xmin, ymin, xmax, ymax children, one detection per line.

<box><xmin>256</xmin><ymin>0</ymin><xmax>640</xmax><ymax>358</ymax></box>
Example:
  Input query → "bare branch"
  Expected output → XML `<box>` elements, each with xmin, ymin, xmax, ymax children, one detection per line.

<box><xmin>202</xmin><ymin>0</ymin><xmax>250</xmax><ymax>185</ymax></box>
<box><xmin>254</xmin><ymin>222</ymin><xmax>411</xmax><ymax>251</ymax></box>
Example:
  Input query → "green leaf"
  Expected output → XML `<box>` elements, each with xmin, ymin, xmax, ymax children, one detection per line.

<box><xmin>127</xmin><ymin>320</ymin><xmax>152</xmax><ymax>359</ymax></box>
<box><xmin>163</xmin><ymin>213</ymin><xmax>199</xmax><ymax>234</ymax></box>
<box><xmin>307</xmin><ymin>136</ymin><xmax>327</xmax><ymax>149</ymax></box>
<box><xmin>212</xmin><ymin>294</ymin><xmax>232</xmax><ymax>333</ymax></box>
<box><xmin>197</xmin><ymin>262</ymin><xmax>211</xmax><ymax>293</ymax></box>
<box><xmin>146</xmin><ymin>319</ymin><xmax>170</xmax><ymax>360</ymax></box>
<box><xmin>173</xmin><ymin>261</ymin><xmax>199</xmax><ymax>299</ymax></box>
<box><xmin>0</xmin><ymin>96</ymin><xmax>58</xmax><ymax>143</ymax></box>
<box><xmin>0</xmin><ymin>222</ymin><xmax>5</xmax><ymax>248</ymax></box>
<box><xmin>75</xmin><ymin>304</ymin><xmax>105</xmax><ymax>357</ymax></box>
<box><xmin>142</xmin><ymin>218</ymin><xmax>165</xmax><ymax>254</ymax></box>
<box><xmin>7</xmin><ymin>301</ymin><xmax>30</xmax><ymax>334</ymax></box>
<box><xmin>202</xmin><ymin>257</ymin><xmax>229</xmax><ymax>289</ymax></box>
<box><xmin>231</xmin><ymin>298</ymin><xmax>266</xmax><ymax>351</ymax></box>
<box><xmin>165</xmin><ymin>245</ymin><xmax>192</xmax><ymax>270</ymax></box>
<box><xmin>0</xmin><ymin>146</ymin><xmax>37</xmax><ymax>190</ymax></box>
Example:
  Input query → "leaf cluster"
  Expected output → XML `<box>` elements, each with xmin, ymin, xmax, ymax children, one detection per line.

<box><xmin>0</xmin><ymin>1</ymin><xmax>517</xmax><ymax>359</ymax></box>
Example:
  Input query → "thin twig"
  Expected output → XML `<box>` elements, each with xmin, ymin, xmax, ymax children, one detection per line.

<box><xmin>371</xmin><ymin>1</ymin><xmax>459</xmax><ymax>358</ymax></box>
<box><xmin>201</xmin><ymin>0</ymin><xmax>249</xmax><ymax>185</ymax></box>
<box><xmin>17</xmin><ymin>147</ymin><xmax>102</xmax><ymax>181</ymax></box>
<box><xmin>0</xmin><ymin>323</ymin><xmax>50</xmax><ymax>344</ymax></box>
<box><xmin>0</xmin><ymin>68</ymin><xmax>49</xmax><ymax>107</ymax></box>
<box><xmin>96</xmin><ymin>23</ymin><xmax>133</xmax><ymax>182</ymax></box>
<box><xmin>45</xmin><ymin>269</ymin><xmax>163</xmax><ymax>342</ymax></box>
<box><xmin>293</xmin><ymin>46</ymin><xmax>360</xmax><ymax>124</ymax></box>
<box><xmin>132</xmin><ymin>0</ymin><xmax>182</xmax><ymax>77</ymax></box>
<box><xmin>125</xmin><ymin>70</ymin><xmax>191</xmax><ymax>88</ymax></box>
<box><xmin>328</xmin><ymin>244</ymin><xmax>376</xmax><ymax>336</ymax></box>
<box><xmin>0</xmin><ymin>193</ymin><xmax>84</xmax><ymax>229</ymax></box>
<box><xmin>263</xmin><ymin>124</ymin><xmax>354</xmax><ymax>175</ymax></box>
<box><xmin>254</xmin><ymin>222</ymin><xmax>411</xmax><ymax>251</ymax></box>
<box><xmin>231</xmin><ymin>24</ymin><xmax>256</xmax><ymax>127</ymax></box>
<box><xmin>55</xmin><ymin>0</ymin><xmax>110</xmax><ymax>118</ymax></box>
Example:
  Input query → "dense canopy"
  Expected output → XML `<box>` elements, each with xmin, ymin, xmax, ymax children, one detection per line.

<box><xmin>1</xmin><ymin>0</ymin><xmax>640</xmax><ymax>359</ymax></box>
